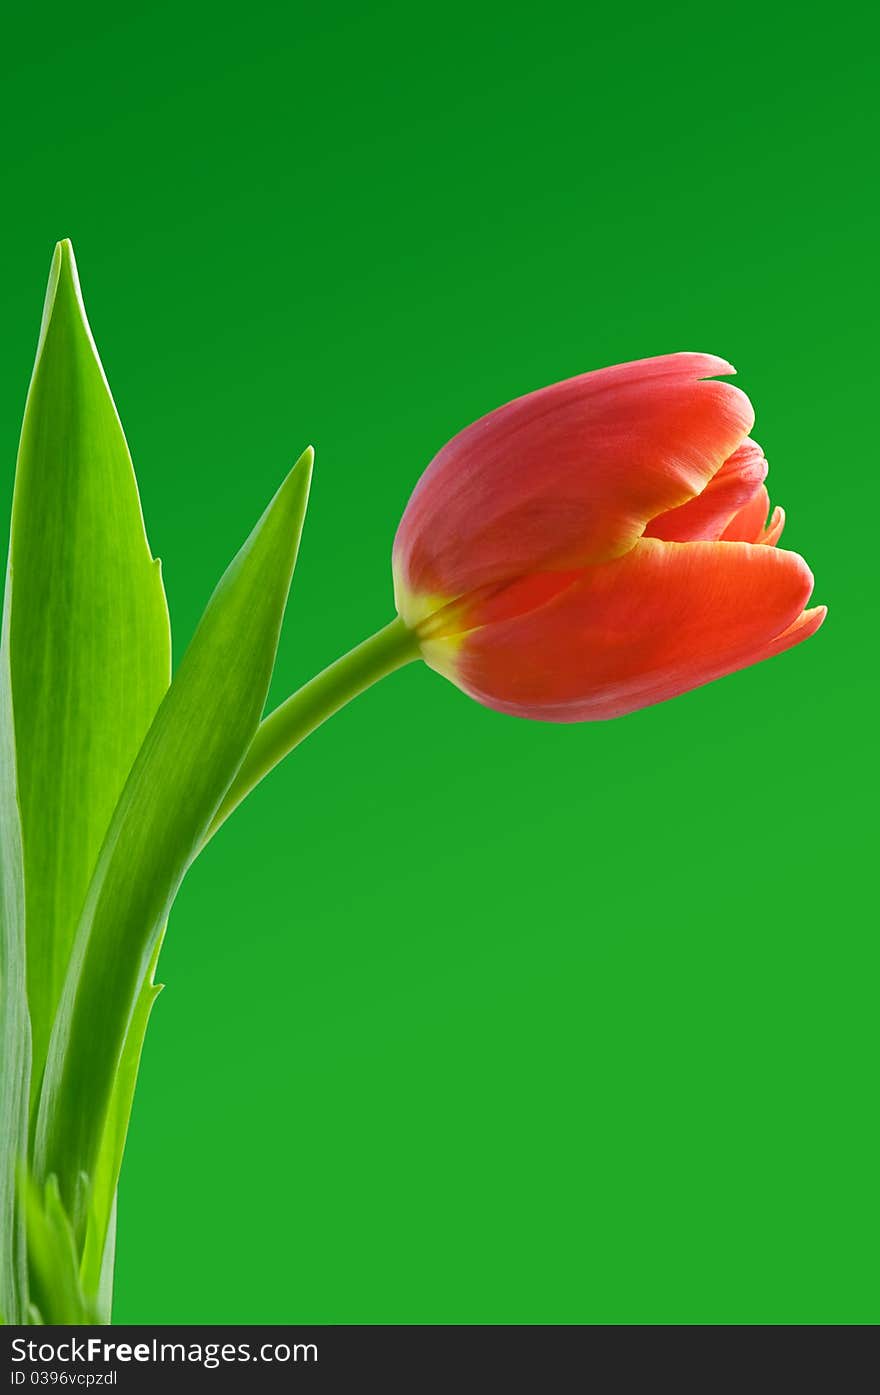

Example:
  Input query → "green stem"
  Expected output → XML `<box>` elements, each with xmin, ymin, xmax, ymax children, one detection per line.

<box><xmin>206</xmin><ymin>616</ymin><xmax>420</xmax><ymax>842</ymax></box>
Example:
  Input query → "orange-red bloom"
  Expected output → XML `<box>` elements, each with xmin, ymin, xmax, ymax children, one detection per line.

<box><xmin>392</xmin><ymin>353</ymin><xmax>824</xmax><ymax>720</ymax></box>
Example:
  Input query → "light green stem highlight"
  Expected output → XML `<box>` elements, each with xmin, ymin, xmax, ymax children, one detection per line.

<box><xmin>207</xmin><ymin>616</ymin><xmax>421</xmax><ymax>840</ymax></box>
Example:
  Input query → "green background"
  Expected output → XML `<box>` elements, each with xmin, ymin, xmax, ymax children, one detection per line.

<box><xmin>1</xmin><ymin>0</ymin><xmax>875</xmax><ymax>1324</ymax></box>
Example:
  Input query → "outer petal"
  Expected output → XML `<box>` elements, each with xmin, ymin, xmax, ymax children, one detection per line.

<box><xmin>645</xmin><ymin>438</ymin><xmax>766</xmax><ymax>542</ymax></box>
<box><xmin>425</xmin><ymin>538</ymin><xmax>820</xmax><ymax>721</ymax></box>
<box><xmin>393</xmin><ymin>353</ymin><xmax>754</xmax><ymax>604</ymax></box>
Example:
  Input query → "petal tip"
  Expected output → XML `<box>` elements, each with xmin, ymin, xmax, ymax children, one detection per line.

<box><xmin>697</xmin><ymin>353</ymin><xmax>737</xmax><ymax>379</ymax></box>
<box><xmin>806</xmin><ymin>603</ymin><xmax>828</xmax><ymax>629</ymax></box>
<box><xmin>762</xmin><ymin>506</ymin><xmax>786</xmax><ymax>546</ymax></box>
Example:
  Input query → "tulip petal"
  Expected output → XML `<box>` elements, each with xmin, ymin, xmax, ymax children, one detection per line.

<box><xmin>746</xmin><ymin>603</ymin><xmax>826</xmax><ymax>660</ymax></box>
<box><xmin>394</xmin><ymin>353</ymin><xmax>754</xmax><ymax>604</ymax></box>
<box><xmin>760</xmin><ymin>506</ymin><xmax>786</xmax><ymax>547</ymax></box>
<box><xmin>720</xmin><ymin>485</ymin><xmax>770</xmax><ymax>542</ymax></box>
<box><xmin>720</xmin><ymin>487</ymin><xmax>786</xmax><ymax>546</ymax></box>
<box><xmin>418</xmin><ymin>570</ymin><xmax>583</xmax><ymax>640</ymax></box>
<box><xmin>428</xmin><ymin>538</ymin><xmax>821</xmax><ymax>721</ymax></box>
<box><xmin>645</xmin><ymin>438</ymin><xmax>767</xmax><ymax>542</ymax></box>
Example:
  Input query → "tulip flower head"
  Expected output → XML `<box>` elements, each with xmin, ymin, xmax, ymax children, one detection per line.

<box><xmin>393</xmin><ymin>354</ymin><xmax>825</xmax><ymax>720</ymax></box>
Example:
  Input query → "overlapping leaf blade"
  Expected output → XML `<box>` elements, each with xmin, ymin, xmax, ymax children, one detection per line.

<box><xmin>8</xmin><ymin>240</ymin><xmax>172</xmax><ymax>1107</ymax></box>
<box><xmin>0</xmin><ymin>588</ymin><xmax>30</xmax><ymax>1324</ymax></box>
<box><xmin>79</xmin><ymin>941</ymin><xmax>163</xmax><ymax>1314</ymax></box>
<box><xmin>3</xmin><ymin>239</ymin><xmax>314</xmax><ymax>1323</ymax></box>
<box><xmin>34</xmin><ymin>446</ymin><xmax>314</xmax><ymax>1239</ymax></box>
<box><xmin>4</xmin><ymin>240</ymin><xmax>172</xmax><ymax>1320</ymax></box>
<box><xmin>23</xmin><ymin>1176</ymin><xmax>97</xmax><ymax>1325</ymax></box>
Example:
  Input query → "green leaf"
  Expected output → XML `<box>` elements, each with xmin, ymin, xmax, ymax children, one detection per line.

<box><xmin>7</xmin><ymin>240</ymin><xmax>171</xmax><ymax>1109</ymax></box>
<box><xmin>79</xmin><ymin>937</ymin><xmax>164</xmax><ymax>1316</ymax></box>
<box><xmin>0</xmin><ymin>588</ymin><xmax>30</xmax><ymax>1325</ymax></box>
<box><xmin>34</xmin><ymin>446</ymin><xmax>314</xmax><ymax>1236</ymax></box>
<box><xmin>23</xmin><ymin>1175</ymin><xmax>97</xmax><ymax>1325</ymax></box>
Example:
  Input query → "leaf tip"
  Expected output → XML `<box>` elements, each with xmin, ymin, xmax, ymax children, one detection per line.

<box><xmin>35</xmin><ymin>238</ymin><xmax>85</xmax><ymax>362</ymax></box>
<box><xmin>282</xmin><ymin>444</ymin><xmax>315</xmax><ymax>516</ymax></box>
<box><xmin>49</xmin><ymin>238</ymin><xmax>81</xmax><ymax>296</ymax></box>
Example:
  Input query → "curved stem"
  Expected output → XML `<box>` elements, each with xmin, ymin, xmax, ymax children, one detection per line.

<box><xmin>205</xmin><ymin>616</ymin><xmax>420</xmax><ymax>842</ymax></box>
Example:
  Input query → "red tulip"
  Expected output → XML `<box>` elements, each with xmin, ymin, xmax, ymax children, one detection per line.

<box><xmin>392</xmin><ymin>353</ymin><xmax>824</xmax><ymax>720</ymax></box>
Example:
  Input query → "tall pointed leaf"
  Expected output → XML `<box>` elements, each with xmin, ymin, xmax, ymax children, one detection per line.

<box><xmin>0</xmin><ymin>587</ymin><xmax>30</xmax><ymax>1324</ymax></box>
<box><xmin>34</xmin><ymin>448</ymin><xmax>314</xmax><ymax>1235</ymax></box>
<box><xmin>79</xmin><ymin>939</ymin><xmax>163</xmax><ymax>1314</ymax></box>
<box><xmin>8</xmin><ymin>240</ymin><xmax>171</xmax><ymax>1106</ymax></box>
